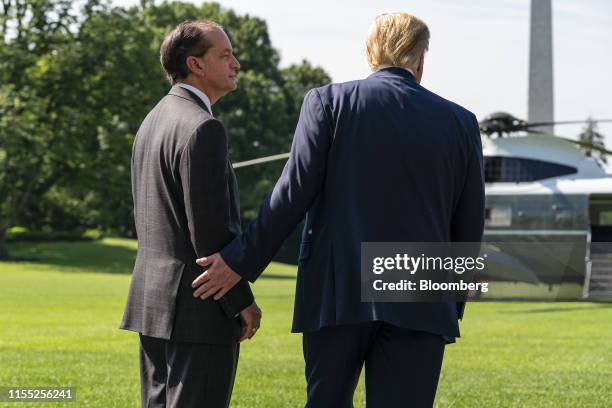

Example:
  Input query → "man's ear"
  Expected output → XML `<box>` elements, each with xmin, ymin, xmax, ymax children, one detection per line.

<box><xmin>416</xmin><ymin>53</ymin><xmax>424</xmax><ymax>74</ymax></box>
<box><xmin>186</xmin><ymin>55</ymin><xmax>205</xmax><ymax>77</ymax></box>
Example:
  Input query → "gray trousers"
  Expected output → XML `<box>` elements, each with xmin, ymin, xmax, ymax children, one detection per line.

<box><xmin>139</xmin><ymin>334</ymin><xmax>239</xmax><ymax>408</ymax></box>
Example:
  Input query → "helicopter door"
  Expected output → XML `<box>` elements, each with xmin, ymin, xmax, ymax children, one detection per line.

<box><xmin>590</xmin><ymin>198</ymin><xmax>612</xmax><ymax>242</ymax></box>
<box><xmin>587</xmin><ymin>197</ymin><xmax>612</xmax><ymax>299</ymax></box>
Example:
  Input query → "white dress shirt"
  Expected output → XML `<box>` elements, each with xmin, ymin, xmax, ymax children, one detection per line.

<box><xmin>177</xmin><ymin>83</ymin><xmax>213</xmax><ymax>116</ymax></box>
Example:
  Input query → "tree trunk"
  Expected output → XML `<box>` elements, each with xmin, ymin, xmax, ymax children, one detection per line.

<box><xmin>0</xmin><ymin>227</ymin><xmax>9</xmax><ymax>260</ymax></box>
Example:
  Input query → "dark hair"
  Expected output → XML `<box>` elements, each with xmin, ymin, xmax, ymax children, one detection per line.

<box><xmin>159</xmin><ymin>20</ymin><xmax>222</xmax><ymax>84</ymax></box>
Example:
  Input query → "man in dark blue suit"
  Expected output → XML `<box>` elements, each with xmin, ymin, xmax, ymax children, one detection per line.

<box><xmin>193</xmin><ymin>12</ymin><xmax>485</xmax><ymax>407</ymax></box>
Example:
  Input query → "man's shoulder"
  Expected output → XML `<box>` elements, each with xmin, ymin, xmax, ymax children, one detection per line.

<box><xmin>160</xmin><ymin>93</ymin><xmax>212</xmax><ymax>124</ymax></box>
<box><xmin>301</xmin><ymin>79</ymin><xmax>364</xmax><ymax>114</ymax></box>
<box><xmin>421</xmin><ymin>88</ymin><xmax>475</xmax><ymax>121</ymax></box>
<box><xmin>134</xmin><ymin>94</ymin><xmax>221</xmax><ymax>160</ymax></box>
<box><xmin>143</xmin><ymin>94</ymin><xmax>215</xmax><ymax>135</ymax></box>
<box><xmin>310</xmin><ymin>78</ymin><xmax>475</xmax><ymax>121</ymax></box>
<box><xmin>310</xmin><ymin>79</ymin><xmax>361</xmax><ymax>99</ymax></box>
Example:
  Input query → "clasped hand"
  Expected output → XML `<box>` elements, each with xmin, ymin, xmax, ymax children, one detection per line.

<box><xmin>192</xmin><ymin>253</ymin><xmax>241</xmax><ymax>300</ymax></box>
<box><xmin>191</xmin><ymin>253</ymin><xmax>261</xmax><ymax>341</ymax></box>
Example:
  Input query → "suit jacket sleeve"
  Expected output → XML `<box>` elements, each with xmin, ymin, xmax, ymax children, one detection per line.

<box><xmin>451</xmin><ymin>114</ymin><xmax>485</xmax><ymax>320</ymax></box>
<box><xmin>180</xmin><ymin>118</ymin><xmax>254</xmax><ymax>316</ymax></box>
<box><xmin>220</xmin><ymin>89</ymin><xmax>332</xmax><ymax>282</ymax></box>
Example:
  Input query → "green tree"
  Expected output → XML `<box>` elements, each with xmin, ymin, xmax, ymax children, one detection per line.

<box><xmin>0</xmin><ymin>0</ymin><xmax>80</xmax><ymax>258</ymax></box>
<box><xmin>0</xmin><ymin>0</ymin><xmax>331</xmax><ymax>258</ymax></box>
<box><xmin>579</xmin><ymin>117</ymin><xmax>608</xmax><ymax>166</ymax></box>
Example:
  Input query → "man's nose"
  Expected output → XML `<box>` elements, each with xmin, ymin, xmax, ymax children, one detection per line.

<box><xmin>232</xmin><ymin>55</ymin><xmax>240</xmax><ymax>70</ymax></box>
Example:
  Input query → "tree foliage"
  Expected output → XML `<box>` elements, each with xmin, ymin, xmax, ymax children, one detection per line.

<box><xmin>579</xmin><ymin>118</ymin><xmax>608</xmax><ymax>166</ymax></box>
<box><xmin>0</xmin><ymin>0</ymin><xmax>331</xmax><ymax>258</ymax></box>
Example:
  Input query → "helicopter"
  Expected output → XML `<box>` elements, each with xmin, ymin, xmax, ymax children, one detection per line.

<box><xmin>470</xmin><ymin>113</ymin><xmax>612</xmax><ymax>300</ymax></box>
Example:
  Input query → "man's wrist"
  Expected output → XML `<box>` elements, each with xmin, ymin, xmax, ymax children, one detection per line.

<box><xmin>219</xmin><ymin>246</ymin><xmax>254</xmax><ymax>282</ymax></box>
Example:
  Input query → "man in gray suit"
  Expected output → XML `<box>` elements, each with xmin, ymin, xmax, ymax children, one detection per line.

<box><xmin>120</xmin><ymin>20</ymin><xmax>261</xmax><ymax>408</ymax></box>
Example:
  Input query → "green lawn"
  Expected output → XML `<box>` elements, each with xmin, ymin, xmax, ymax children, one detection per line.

<box><xmin>1</xmin><ymin>239</ymin><xmax>611</xmax><ymax>407</ymax></box>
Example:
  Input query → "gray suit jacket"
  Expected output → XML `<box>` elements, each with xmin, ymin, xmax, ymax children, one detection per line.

<box><xmin>120</xmin><ymin>85</ymin><xmax>254</xmax><ymax>344</ymax></box>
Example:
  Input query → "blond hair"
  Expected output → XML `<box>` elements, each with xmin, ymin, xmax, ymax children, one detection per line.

<box><xmin>365</xmin><ymin>13</ymin><xmax>430</xmax><ymax>72</ymax></box>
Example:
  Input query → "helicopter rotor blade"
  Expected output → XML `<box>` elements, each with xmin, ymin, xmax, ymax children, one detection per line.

<box><xmin>232</xmin><ymin>152</ymin><xmax>291</xmax><ymax>169</ymax></box>
<box><xmin>557</xmin><ymin>137</ymin><xmax>612</xmax><ymax>156</ymax></box>
<box><xmin>233</xmin><ymin>117</ymin><xmax>612</xmax><ymax>168</ymax></box>
<box><xmin>522</xmin><ymin>119</ymin><xmax>612</xmax><ymax>130</ymax></box>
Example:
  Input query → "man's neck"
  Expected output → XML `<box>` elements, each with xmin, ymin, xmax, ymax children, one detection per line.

<box><xmin>377</xmin><ymin>64</ymin><xmax>415</xmax><ymax>77</ymax></box>
<box><xmin>177</xmin><ymin>82</ymin><xmax>214</xmax><ymax>115</ymax></box>
<box><xmin>180</xmin><ymin>79</ymin><xmax>218</xmax><ymax>105</ymax></box>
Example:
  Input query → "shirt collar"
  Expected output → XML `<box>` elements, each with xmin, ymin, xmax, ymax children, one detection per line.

<box><xmin>177</xmin><ymin>83</ymin><xmax>213</xmax><ymax>116</ymax></box>
<box><xmin>376</xmin><ymin>64</ymin><xmax>415</xmax><ymax>77</ymax></box>
<box><xmin>369</xmin><ymin>65</ymin><xmax>417</xmax><ymax>82</ymax></box>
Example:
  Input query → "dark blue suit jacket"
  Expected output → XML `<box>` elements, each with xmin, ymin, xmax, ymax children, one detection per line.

<box><xmin>221</xmin><ymin>67</ymin><xmax>484</xmax><ymax>339</ymax></box>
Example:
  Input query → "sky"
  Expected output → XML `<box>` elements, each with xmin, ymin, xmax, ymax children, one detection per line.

<box><xmin>114</xmin><ymin>0</ymin><xmax>612</xmax><ymax>158</ymax></box>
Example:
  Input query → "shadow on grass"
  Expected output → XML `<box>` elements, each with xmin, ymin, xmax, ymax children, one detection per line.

<box><xmin>258</xmin><ymin>274</ymin><xmax>296</xmax><ymax>280</ymax></box>
<box><xmin>6</xmin><ymin>240</ymin><xmax>136</xmax><ymax>274</ymax></box>
<box><xmin>499</xmin><ymin>303</ymin><xmax>612</xmax><ymax>314</ymax></box>
<box><xmin>5</xmin><ymin>241</ymin><xmax>299</xmax><ymax>279</ymax></box>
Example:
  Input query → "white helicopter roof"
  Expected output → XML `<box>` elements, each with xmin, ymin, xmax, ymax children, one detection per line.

<box><xmin>486</xmin><ymin>177</ymin><xmax>612</xmax><ymax>196</ymax></box>
<box><xmin>483</xmin><ymin>133</ymin><xmax>612</xmax><ymax>195</ymax></box>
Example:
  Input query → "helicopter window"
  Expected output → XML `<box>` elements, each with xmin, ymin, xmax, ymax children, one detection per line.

<box><xmin>484</xmin><ymin>156</ymin><xmax>577</xmax><ymax>183</ymax></box>
<box><xmin>591</xmin><ymin>202</ymin><xmax>612</xmax><ymax>226</ymax></box>
<box><xmin>598</xmin><ymin>212</ymin><xmax>612</xmax><ymax>225</ymax></box>
<box><xmin>485</xmin><ymin>205</ymin><xmax>512</xmax><ymax>227</ymax></box>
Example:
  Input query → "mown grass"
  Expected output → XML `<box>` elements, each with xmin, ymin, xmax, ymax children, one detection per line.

<box><xmin>0</xmin><ymin>238</ymin><xmax>611</xmax><ymax>407</ymax></box>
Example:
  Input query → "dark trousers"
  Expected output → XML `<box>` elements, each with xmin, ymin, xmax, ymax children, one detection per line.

<box><xmin>303</xmin><ymin>322</ymin><xmax>446</xmax><ymax>408</ymax></box>
<box><xmin>139</xmin><ymin>334</ymin><xmax>239</xmax><ymax>408</ymax></box>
